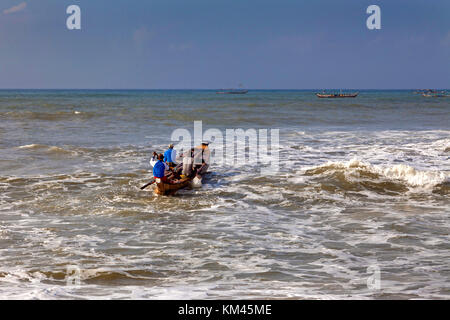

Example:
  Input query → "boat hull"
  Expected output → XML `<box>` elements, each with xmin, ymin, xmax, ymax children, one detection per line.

<box><xmin>154</xmin><ymin>177</ymin><xmax>193</xmax><ymax>196</ymax></box>
<box><xmin>149</xmin><ymin>157</ymin><xmax>208</xmax><ymax>195</ymax></box>
<box><xmin>316</xmin><ymin>93</ymin><xmax>358</xmax><ymax>98</ymax></box>
<box><xmin>422</xmin><ymin>93</ymin><xmax>449</xmax><ymax>97</ymax></box>
<box><xmin>216</xmin><ymin>90</ymin><xmax>248</xmax><ymax>94</ymax></box>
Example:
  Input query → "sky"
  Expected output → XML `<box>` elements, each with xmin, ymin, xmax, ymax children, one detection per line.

<box><xmin>0</xmin><ymin>0</ymin><xmax>449</xmax><ymax>89</ymax></box>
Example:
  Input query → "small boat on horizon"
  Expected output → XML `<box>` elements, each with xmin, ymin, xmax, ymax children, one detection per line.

<box><xmin>414</xmin><ymin>89</ymin><xmax>449</xmax><ymax>97</ymax></box>
<box><xmin>422</xmin><ymin>92</ymin><xmax>449</xmax><ymax>97</ymax></box>
<box><xmin>414</xmin><ymin>89</ymin><xmax>438</xmax><ymax>94</ymax></box>
<box><xmin>216</xmin><ymin>89</ymin><xmax>249</xmax><ymax>94</ymax></box>
<box><xmin>216</xmin><ymin>83</ymin><xmax>248</xmax><ymax>94</ymax></box>
<box><xmin>315</xmin><ymin>90</ymin><xmax>358</xmax><ymax>98</ymax></box>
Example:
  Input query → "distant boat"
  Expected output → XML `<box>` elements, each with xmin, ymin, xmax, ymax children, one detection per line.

<box><xmin>216</xmin><ymin>83</ymin><xmax>248</xmax><ymax>94</ymax></box>
<box><xmin>414</xmin><ymin>89</ymin><xmax>432</xmax><ymax>94</ymax></box>
<box><xmin>417</xmin><ymin>89</ymin><xmax>448</xmax><ymax>97</ymax></box>
<box><xmin>415</xmin><ymin>89</ymin><xmax>449</xmax><ymax>96</ymax></box>
<box><xmin>216</xmin><ymin>89</ymin><xmax>248</xmax><ymax>94</ymax></box>
<box><xmin>315</xmin><ymin>90</ymin><xmax>358</xmax><ymax>98</ymax></box>
<box><xmin>422</xmin><ymin>92</ymin><xmax>449</xmax><ymax>98</ymax></box>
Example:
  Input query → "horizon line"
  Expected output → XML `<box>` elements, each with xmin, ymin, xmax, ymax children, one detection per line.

<box><xmin>0</xmin><ymin>88</ymin><xmax>448</xmax><ymax>91</ymax></box>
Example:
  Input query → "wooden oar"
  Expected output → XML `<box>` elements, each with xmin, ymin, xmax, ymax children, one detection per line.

<box><xmin>140</xmin><ymin>178</ymin><xmax>155</xmax><ymax>190</ymax></box>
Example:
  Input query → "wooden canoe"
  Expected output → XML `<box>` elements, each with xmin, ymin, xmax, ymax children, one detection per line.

<box><xmin>316</xmin><ymin>92</ymin><xmax>358</xmax><ymax>98</ymax></box>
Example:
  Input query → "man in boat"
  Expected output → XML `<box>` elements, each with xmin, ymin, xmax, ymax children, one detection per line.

<box><xmin>153</xmin><ymin>153</ymin><xmax>167</xmax><ymax>182</ymax></box>
<box><xmin>193</xmin><ymin>142</ymin><xmax>210</xmax><ymax>176</ymax></box>
<box><xmin>153</xmin><ymin>152</ymin><xmax>192</xmax><ymax>195</ymax></box>
<box><xmin>163</xmin><ymin>144</ymin><xmax>177</xmax><ymax>168</ymax></box>
<box><xmin>180</xmin><ymin>147</ymin><xmax>195</xmax><ymax>177</ymax></box>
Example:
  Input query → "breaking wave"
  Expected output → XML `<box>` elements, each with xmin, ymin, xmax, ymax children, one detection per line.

<box><xmin>17</xmin><ymin>144</ymin><xmax>76</xmax><ymax>156</ymax></box>
<box><xmin>302</xmin><ymin>158</ymin><xmax>449</xmax><ymax>192</ymax></box>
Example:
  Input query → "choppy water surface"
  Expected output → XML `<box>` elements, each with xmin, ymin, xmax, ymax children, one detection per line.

<box><xmin>0</xmin><ymin>90</ymin><xmax>449</xmax><ymax>299</ymax></box>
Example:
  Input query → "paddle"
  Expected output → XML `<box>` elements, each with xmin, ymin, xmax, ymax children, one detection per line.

<box><xmin>140</xmin><ymin>178</ymin><xmax>155</xmax><ymax>190</ymax></box>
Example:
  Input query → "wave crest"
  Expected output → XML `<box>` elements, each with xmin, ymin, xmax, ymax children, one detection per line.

<box><xmin>17</xmin><ymin>144</ymin><xmax>77</xmax><ymax>156</ymax></box>
<box><xmin>304</xmin><ymin>158</ymin><xmax>448</xmax><ymax>190</ymax></box>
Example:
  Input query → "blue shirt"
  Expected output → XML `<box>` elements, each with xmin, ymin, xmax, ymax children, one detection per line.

<box><xmin>164</xmin><ymin>149</ymin><xmax>174</xmax><ymax>163</ymax></box>
<box><xmin>153</xmin><ymin>160</ymin><xmax>165</xmax><ymax>178</ymax></box>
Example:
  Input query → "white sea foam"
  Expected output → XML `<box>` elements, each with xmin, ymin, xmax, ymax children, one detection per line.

<box><xmin>302</xmin><ymin>158</ymin><xmax>448</xmax><ymax>189</ymax></box>
<box><xmin>16</xmin><ymin>144</ymin><xmax>77</xmax><ymax>156</ymax></box>
<box><xmin>17</xmin><ymin>144</ymin><xmax>46</xmax><ymax>149</ymax></box>
<box><xmin>2</xmin><ymin>125</ymin><xmax>450</xmax><ymax>300</ymax></box>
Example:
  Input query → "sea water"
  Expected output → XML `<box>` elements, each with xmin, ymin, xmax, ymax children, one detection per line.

<box><xmin>0</xmin><ymin>89</ymin><xmax>448</xmax><ymax>299</ymax></box>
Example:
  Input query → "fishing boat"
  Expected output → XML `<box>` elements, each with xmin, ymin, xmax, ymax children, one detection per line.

<box><xmin>216</xmin><ymin>83</ymin><xmax>248</xmax><ymax>94</ymax></box>
<box><xmin>414</xmin><ymin>89</ymin><xmax>430</xmax><ymax>94</ymax></box>
<box><xmin>421</xmin><ymin>90</ymin><xmax>449</xmax><ymax>98</ymax></box>
<box><xmin>147</xmin><ymin>153</ymin><xmax>208</xmax><ymax>195</ymax></box>
<box><xmin>153</xmin><ymin>176</ymin><xmax>195</xmax><ymax>196</ymax></box>
<box><xmin>316</xmin><ymin>90</ymin><xmax>358</xmax><ymax>98</ymax></box>
<box><xmin>216</xmin><ymin>89</ymin><xmax>248</xmax><ymax>94</ymax></box>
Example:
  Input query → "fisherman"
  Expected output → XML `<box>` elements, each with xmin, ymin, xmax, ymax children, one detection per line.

<box><xmin>181</xmin><ymin>147</ymin><xmax>195</xmax><ymax>177</ymax></box>
<box><xmin>163</xmin><ymin>144</ymin><xmax>177</xmax><ymax>167</ymax></box>
<box><xmin>153</xmin><ymin>153</ymin><xmax>167</xmax><ymax>182</ymax></box>
<box><xmin>193</xmin><ymin>142</ymin><xmax>210</xmax><ymax>176</ymax></box>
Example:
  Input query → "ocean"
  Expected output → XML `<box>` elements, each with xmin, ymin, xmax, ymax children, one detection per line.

<box><xmin>0</xmin><ymin>89</ymin><xmax>448</xmax><ymax>299</ymax></box>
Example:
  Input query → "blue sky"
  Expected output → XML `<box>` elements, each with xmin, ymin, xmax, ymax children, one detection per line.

<box><xmin>0</xmin><ymin>0</ymin><xmax>449</xmax><ymax>89</ymax></box>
